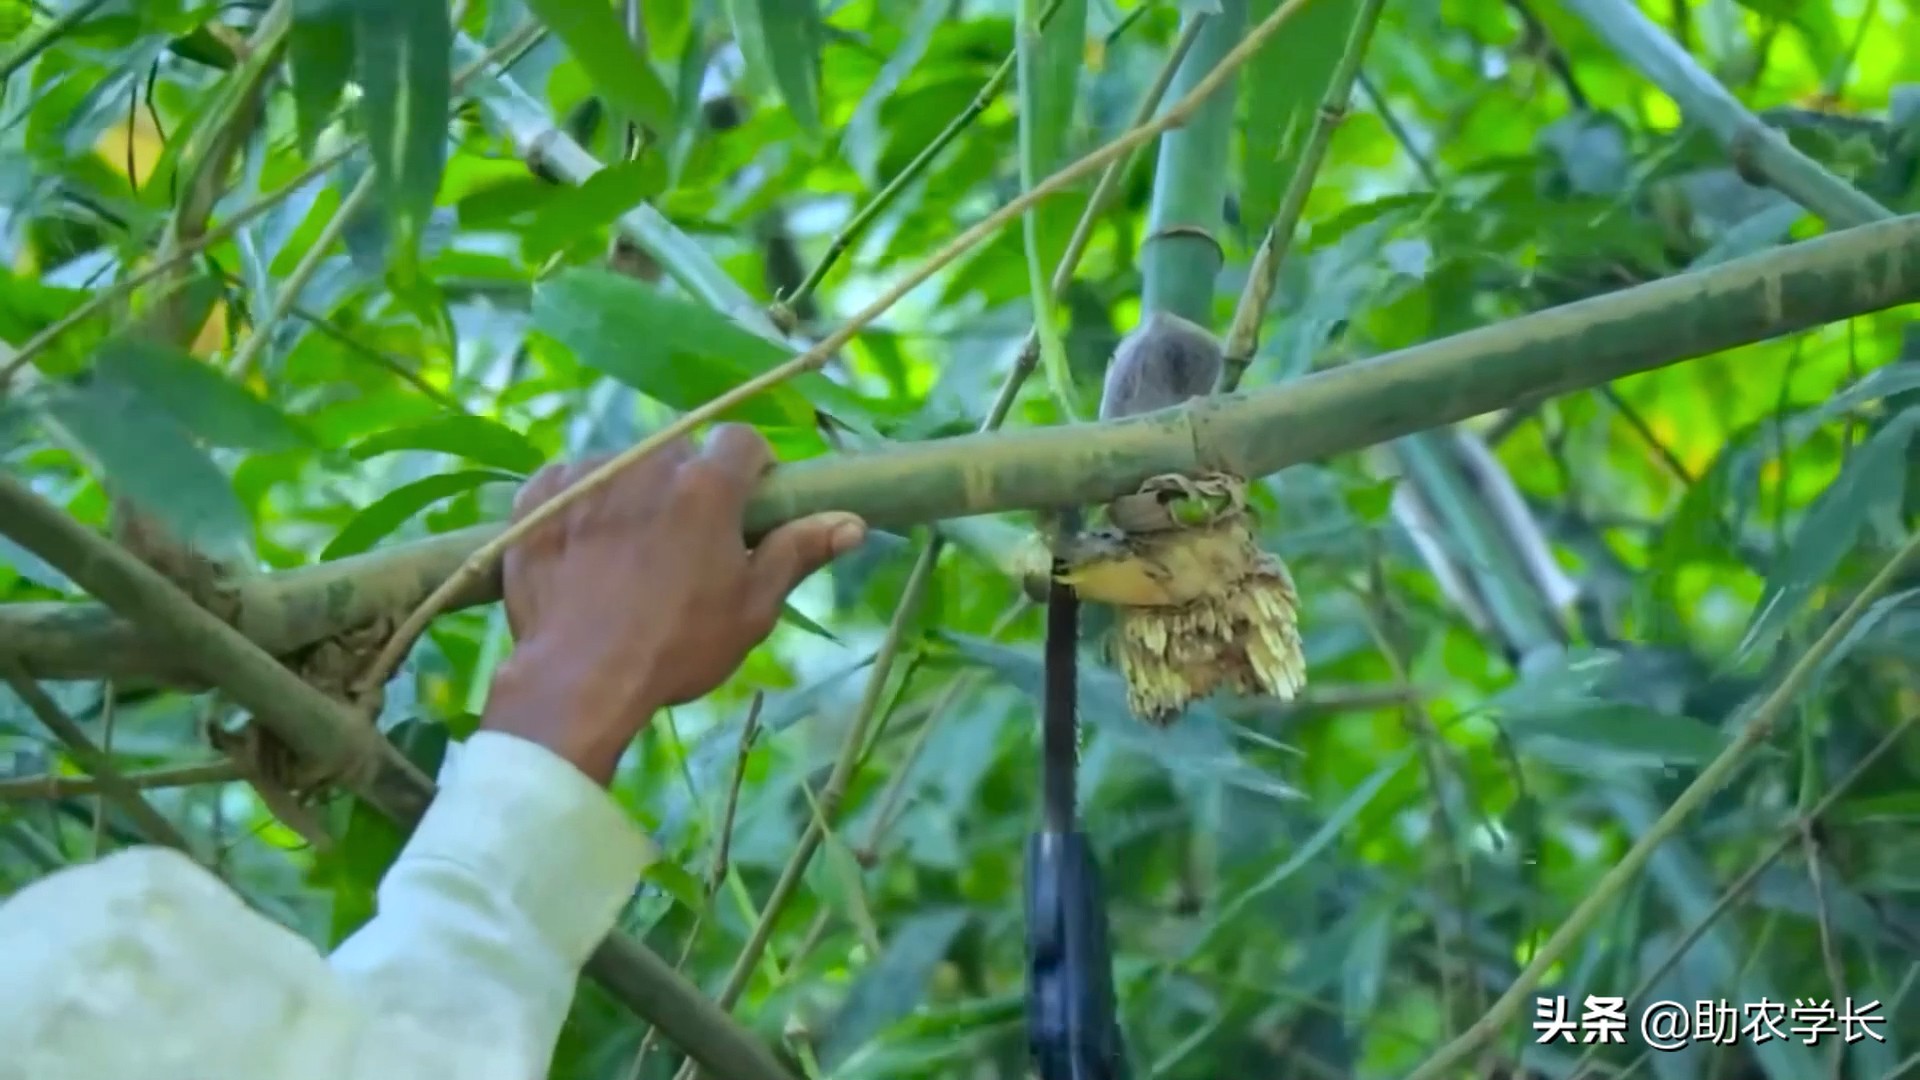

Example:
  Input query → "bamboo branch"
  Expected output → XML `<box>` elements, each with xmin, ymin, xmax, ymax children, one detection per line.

<box><xmin>697</xmin><ymin>550</ymin><xmax>931</xmax><ymax>1019</ymax></box>
<box><xmin>226</xmin><ymin>172</ymin><xmax>378</xmax><ymax>378</ymax></box>
<box><xmin>1404</xmin><ymin>527</ymin><xmax>1920</xmax><ymax>1080</ymax></box>
<box><xmin>1561</xmin><ymin>0</ymin><xmax>1892</xmax><ymax>228</ymax></box>
<box><xmin>787</xmin><ymin>0</ymin><xmax>1069</xmax><ymax>312</ymax></box>
<box><xmin>8</xmin><ymin>214</ymin><xmax>1920</xmax><ymax>685</ymax></box>
<box><xmin>0</xmin><ymin>760</ymin><xmax>242</xmax><ymax>800</ymax></box>
<box><xmin>626</xmin><ymin>697</ymin><xmax>761</xmax><ymax>1080</ymax></box>
<box><xmin>0</xmin><ymin>668</ymin><xmax>196</xmax><ymax>855</ymax></box>
<box><xmin>0</xmin><ymin>475</ymin><xmax>799</xmax><ymax>1080</ymax></box>
<box><xmin>1219</xmin><ymin>0</ymin><xmax>1386</xmax><ymax>392</ymax></box>
<box><xmin>0</xmin><ymin>0</ymin><xmax>114</xmax><ymax>82</ymax></box>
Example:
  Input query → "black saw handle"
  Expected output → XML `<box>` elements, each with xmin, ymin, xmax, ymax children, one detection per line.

<box><xmin>1025</xmin><ymin>829</ymin><xmax>1131</xmax><ymax>1080</ymax></box>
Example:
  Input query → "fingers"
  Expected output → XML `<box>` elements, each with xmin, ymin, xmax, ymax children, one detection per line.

<box><xmin>700</xmin><ymin>423</ymin><xmax>774</xmax><ymax>484</ymax></box>
<box><xmin>511</xmin><ymin>463</ymin><xmax>569</xmax><ymax>522</ymax></box>
<box><xmin>744</xmin><ymin>512</ymin><xmax>868</xmax><ymax>630</ymax></box>
<box><xmin>676</xmin><ymin>423</ymin><xmax>772</xmax><ymax>524</ymax></box>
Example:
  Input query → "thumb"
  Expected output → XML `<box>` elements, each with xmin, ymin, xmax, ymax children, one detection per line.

<box><xmin>746</xmin><ymin>512</ymin><xmax>868</xmax><ymax>624</ymax></box>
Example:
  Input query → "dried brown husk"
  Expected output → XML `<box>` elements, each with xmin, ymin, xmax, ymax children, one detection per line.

<box><xmin>1050</xmin><ymin>473</ymin><xmax>1306</xmax><ymax>725</ymax></box>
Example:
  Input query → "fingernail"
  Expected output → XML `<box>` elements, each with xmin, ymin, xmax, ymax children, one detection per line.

<box><xmin>828</xmin><ymin>516</ymin><xmax>867</xmax><ymax>555</ymax></box>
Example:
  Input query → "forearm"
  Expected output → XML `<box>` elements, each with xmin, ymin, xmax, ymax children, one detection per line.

<box><xmin>0</xmin><ymin>732</ymin><xmax>655</xmax><ymax>1080</ymax></box>
<box><xmin>328</xmin><ymin>731</ymin><xmax>657</xmax><ymax>1065</ymax></box>
<box><xmin>479</xmin><ymin>639</ymin><xmax>664</xmax><ymax>786</ymax></box>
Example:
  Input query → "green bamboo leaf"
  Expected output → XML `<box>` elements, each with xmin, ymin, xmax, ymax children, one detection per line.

<box><xmin>1341</xmin><ymin>903</ymin><xmax>1392</xmax><ymax>1026</ymax></box>
<box><xmin>523</xmin><ymin>0</ymin><xmax>676</xmax><ymax>138</ymax></box>
<box><xmin>523</xmin><ymin>156</ymin><xmax>667</xmax><ymax>262</ymax></box>
<box><xmin>1017</xmin><ymin>0</ymin><xmax>1084</xmax><ymax>178</ymax></box>
<box><xmin>818</xmin><ymin>908</ymin><xmax>971</xmax><ymax>1069</ymax></box>
<box><xmin>1736</xmin><ymin>409</ymin><xmax>1920</xmax><ymax>661</ymax></box>
<box><xmin>93</xmin><ymin>336</ymin><xmax>311</xmax><ymax>452</ymax></box>
<box><xmin>1240</xmin><ymin>0</ymin><xmax>1361</xmax><ymax>230</ymax></box>
<box><xmin>723</xmin><ymin>0</ymin><xmax>822</xmax><ymax>137</ymax></box>
<box><xmin>290</xmin><ymin>0</ymin><xmax>354</xmax><ymax>153</ymax></box>
<box><xmin>1194</xmin><ymin>749</ymin><xmax>1413</xmax><ymax>953</ymax></box>
<box><xmin>40</xmin><ymin>380</ymin><xmax>253</xmax><ymax>561</ymax></box>
<box><xmin>530</xmin><ymin>269</ymin><xmax>812</xmax><ymax>427</ymax></box>
<box><xmin>352</xmin><ymin>0</ymin><xmax>452</xmax><ymax>253</ymax></box>
<box><xmin>322</xmin><ymin>469</ymin><xmax>518</xmax><ymax>560</ymax></box>
<box><xmin>1688</xmin><ymin>200</ymin><xmax>1808</xmax><ymax>269</ymax></box>
<box><xmin>1807</xmin><ymin>587</ymin><xmax>1920</xmax><ymax>690</ymax></box>
<box><xmin>778</xmin><ymin>601</ymin><xmax>840</xmax><ymax>643</ymax></box>
<box><xmin>845</xmin><ymin>0</ymin><xmax>945</xmax><ymax>187</ymax></box>
<box><xmin>1015</xmin><ymin>0</ymin><xmax>1087</xmax><ymax>415</ymax></box>
<box><xmin>806</xmin><ymin>828</ymin><xmax>883</xmax><ymax>959</ymax></box>
<box><xmin>638</xmin><ymin>860</ymin><xmax>706</xmax><ymax>913</ymax></box>
<box><xmin>1502</xmin><ymin>703</ymin><xmax>1733</xmax><ymax>768</ymax></box>
<box><xmin>349</xmin><ymin>415</ymin><xmax>547</xmax><ymax>475</ymax></box>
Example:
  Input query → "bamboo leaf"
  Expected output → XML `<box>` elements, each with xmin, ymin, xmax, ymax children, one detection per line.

<box><xmin>1341</xmin><ymin>902</ymin><xmax>1392</xmax><ymax>1026</ymax></box>
<box><xmin>723</xmin><ymin>0</ymin><xmax>823</xmax><ymax>137</ymax></box>
<box><xmin>1807</xmin><ymin>587</ymin><xmax>1920</xmax><ymax>690</ymax></box>
<box><xmin>1240</xmin><ymin>0</ymin><xmax>1361</xmax><ymax>230</ymax></box>
<box><xmin>290</xmin><ymin>0</ymin><xmax>354</xmax><ymax>153</ymax></box>
<box><xmin>524</xmin><ymin>0</ymin><xmax>676</xmax><ymax>138</ymax></box>
<box><xmin>530</xmin><ymin>269</ymin><xmax>813</xmax><ymax>427</ymax></box>
<box><xmin>639</xmin><ymin>860</ymin><xmax>706</xmax><ymax>913</ymax></box>
<box><xmin>348</xmin><ymin>415</ymin><xmax>547</xmax><ymax>475</ymax></box>
<box><xmin>1017</xmin><ymin>0</ymin><xmax>1084</xmax><ymax>179</ymax></box>
<box><xmin>40</xmin><ymin>380</ymin><xmax>253</xmax><ymax>560</ymax></box>
<box><xmin>352</xmin><ymin>0</ymin><xmax>452</xmax><ymax>254</ymax></box>
<box><xmin>522</xmin><ymin>156</ymin><xmax>667</xmax><ymax>262</ymax></box>
<box><xmin>1502</xmin><ymin>703</ymin><xmax>1733</xmax><ymax>769</ymax></box>
<box><xmin>1689</xmin><ymin>200</ymin><xmax>1808</xmax><ymax>269</ymax></box>
<box><xmin>818</xmin><ymin>908</ymin><xmax>971</xmax><ymax>1068</ymax></box>
<box><xmin>1015</xmin><ymin>0</ymin><xmax>1088</xmax><ymax>416</ymax></box>
<box><xmin>845</xmin><ymin>0</ymin><xmax>945</xmax><ymax>187</ymax></box>
<box><xmin>1737</xmin><ymin>409</ymin><xmax>1920</xmax><ymax>661</ymax></box>
<box><xmin>322</xmin><ymin>469</ymin><xmax>518</xmax><ymax>560</ymax></box>
<box><xmin>93</xmin><ymin>336</ymin><xmax>311</xmax><ymax>452</ymax></box>
<box><xmin>1193</xmin><ymin>749</ymin><xmax>1412</xmax><ymax>953</ymax></box>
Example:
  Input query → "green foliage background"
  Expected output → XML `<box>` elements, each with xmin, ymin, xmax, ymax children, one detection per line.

<box><xmin>4</xmin><ymin>0</ymin><xmax>1920</xmax><ymax>1077</ymax></box>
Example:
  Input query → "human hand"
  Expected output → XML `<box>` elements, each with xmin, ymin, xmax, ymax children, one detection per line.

<box><xmin>481</xmin><ymin>425</ymin><xmax>867</xmax><ymax>785</ymax></box>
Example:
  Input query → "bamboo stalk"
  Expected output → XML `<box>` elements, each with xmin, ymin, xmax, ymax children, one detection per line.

<box><xmin>7</xmin><ymin>214</ymin><xmax>1920</xmax><ymax>686</ymax></box>
<box><xmin>1138</xmin><ymin>0</ymin><xmax>1246</xmax><ymax>325</ymax></box>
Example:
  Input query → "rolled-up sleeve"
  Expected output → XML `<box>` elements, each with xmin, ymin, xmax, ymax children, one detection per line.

<box><xmin>0</xmin><ymin>731</ymin><xmax>654</xmax><ymax>1080</ymax></box>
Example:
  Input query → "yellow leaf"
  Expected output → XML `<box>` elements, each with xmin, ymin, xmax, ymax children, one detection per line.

<box><xmin>94</xmin><ymin>110</ymin><xmax>167</xmax><ymax>188</ymax></box>
<box><xmin>190</xmin><ymin>301</ymin><xmax>230</xmax><ymax>358</ymax></box>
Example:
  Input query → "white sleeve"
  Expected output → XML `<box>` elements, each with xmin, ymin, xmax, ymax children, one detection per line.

<box><xmin>0</xmin><ymin>731</ymin><xmax>654</xmax><ymax>1080</ymax></box>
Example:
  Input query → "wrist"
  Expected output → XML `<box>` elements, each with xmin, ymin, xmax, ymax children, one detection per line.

<box><xmin>480</xmin><ymin>640</ymin><xmax>664</xmax><ymax>786</ymax></box>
